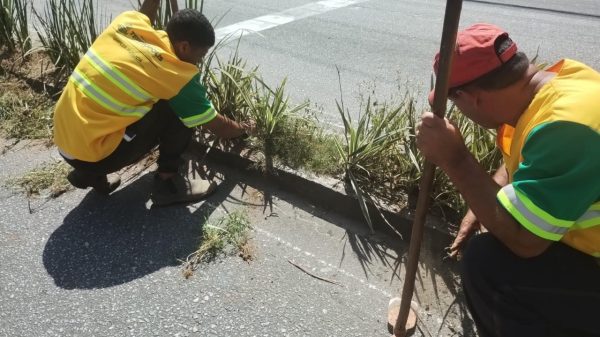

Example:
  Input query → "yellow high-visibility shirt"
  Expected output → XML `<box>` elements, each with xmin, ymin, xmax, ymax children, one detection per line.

<box><xmin>53</xmin><ymin>11</ymin><xmax>216</xmax><ymax>162</ymax></box>
<box><xmin>496</xmin><ymin>59</ymin><xmax>600</xmax><ymax>257</ymax></box>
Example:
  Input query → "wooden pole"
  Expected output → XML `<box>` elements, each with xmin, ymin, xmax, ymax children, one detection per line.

<box><xmin>390</xmin><ymin>1</ymin><xmax>463</xmax><ymax>336</ymax></box>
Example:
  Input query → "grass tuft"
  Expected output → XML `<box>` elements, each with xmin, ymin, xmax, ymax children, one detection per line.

<box><xmin>267</xmin><ymin>113</ymin><xmax>341</xmax><ymax>176</ymax></box>
<box><xmin>203</xmin><ymin>45</ymin><xmax>340</xmax><ymax>176</ymax></box>
<box><xmin>0</xmin><ymin>87</ymin><xmax>54</xmax><ymax>140</ymax></box>
<box><xmin>181</xmin><ymin>211</ymin><xmax>252</xmax><ymax>278</ymax></box>
<box><xmin>6</xmin><ymin>160</ymin><xmax>72</xmax><ymax>198</ymax></box>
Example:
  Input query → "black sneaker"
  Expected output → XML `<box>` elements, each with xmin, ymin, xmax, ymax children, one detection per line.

<box><xmin>67</xmin><ymin>169</ymin><xmax>121</xmax><ymax>195</ymax></box>
<box><xmin>151</xmin><ymin>174</ymin><xmax>216</xmax><ymax>207</ymax></box>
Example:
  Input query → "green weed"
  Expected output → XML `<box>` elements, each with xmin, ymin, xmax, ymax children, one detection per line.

<box><xmin>236</xmin><ymin>77</ymin><xmax>309</xmax><ymax>173</ymax></box>
<box><xmin>335</xmin><ymin>76</ymin><xmax>408</xmax><ymax>232</ymax></box>
<box><xmin>268</xmin><ymin>113</ymin><xmax>341</xmax><ymax>176</ymax></box>
<box><xmin>181</xmin><ymin>211</ymin><xmax>252</xmax><ymax>278</ymax></box>
<box><xmin>203</xmin><ymin>49</ymin><xmax>340</xmax><ymax>175</ymax></box>
<box><xmin>34</xmin><ymin>0</ymin><xmax>104</xmax><ymax>83</ymax></box>
<box><xmin>0</xmin><ymin>0</ymin><xmax>31</xmax><ymax>54</ymax></box>
<box><xmin>204</xmin><ymin>46</ymin><xmax>256</xmax><ymax>123</ymax></box>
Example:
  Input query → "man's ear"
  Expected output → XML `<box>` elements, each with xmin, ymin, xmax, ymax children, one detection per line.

<box><xmin>172</xmin><ymin>40</ymin><xmax>191</xmax><ymax>58</ymax></box>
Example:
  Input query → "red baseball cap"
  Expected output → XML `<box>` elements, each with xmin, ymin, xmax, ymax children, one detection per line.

<box><xmin>428</xmin><ymin>23</ymin><xmax>518</xmax><ymax>105</ymax></box>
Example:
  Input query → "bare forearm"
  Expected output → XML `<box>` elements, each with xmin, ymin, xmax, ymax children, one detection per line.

<box><xmin>204</xmin><ymin>114</ymin><xmax>246</xmax><ymax>139</ymax></box>
<box><xmin>443</xmin><ymin>154</ymin><xmax>550</xmax><ymax>257</ymax></box>
<box><xmin>214</xmin><ymin>120</ymin><xmax>246</xmax><ymax>139</ymax></box>
<box><xmin>139</xmin><ymin>0</ymin><xmax>160</xmax><ymax>24</ymax></box>
<box><xmin>464</xmin><ymin>163</ymin><xmax>507</xmax><ymax>218</ymax></box>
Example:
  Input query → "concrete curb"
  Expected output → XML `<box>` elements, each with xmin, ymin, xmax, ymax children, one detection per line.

<box><xmin>200</xmin><ymin>144</ymin><xmax>454</xmax><ymax>250</ymax></box>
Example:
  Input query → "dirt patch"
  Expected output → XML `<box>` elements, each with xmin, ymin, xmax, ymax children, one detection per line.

<box><xmin>238</xmin><ymin>239</ymin><xmax>256</xmax><ymax>262</ymax></box>
<box><xmin>0</xmin><ymin>51</ymin><xmax>60</xmax><ymax>142</ymax></box>
<box><xmin>117</xmin><ymin>149</ymin><xmax>159</xmax><ymax>185</ymax></box>
<box><xmin>243</xmin><ymin>185</ymin><xmax>265</xmax><ymax>205</ymax></box>
<box><xmin>1</xmin><ymin>49</ymin><xmax>61</xmax><ymax>90</ymax></box>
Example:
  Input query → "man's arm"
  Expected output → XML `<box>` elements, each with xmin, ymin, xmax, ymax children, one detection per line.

<box><xmin>462</xmin><ymin>163</ymin><xmax>509</xmax><ymax>230</ymax></box>
<box><xmin>445</xmin><ymin>152</ymin><xmax>552</xmax><ymax>257</ymax></box>
<box><xmin>203</xmin><ymin>114</ymin><xmax>251</xmax><ymax>139</ymax></box>
<box><xmin>139</xmin><ymin>0</ymin><xmax>161</xmax><ymax>24</ymax></box>
<box><xmin>417</xmin><ymin>113</ymin><xmax>551</xmax><ymax>258</ymax></box>
<box><xmin>449</xmin><ymin>163</ymin><xmax>508</xmax><ymax>258</ymax></box>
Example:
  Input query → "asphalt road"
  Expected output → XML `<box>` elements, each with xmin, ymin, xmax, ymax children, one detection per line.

<box><xmin>6</xmin><ymin>2</ymin><xmax>598</xmax><ymax>336</ymax></box>
<box><xmin>0</xmin><ymin>141</ymin><xmax>468</xmax><ymax>337</ymax></box>
<box><xmin>30</xmin><ymin>0</ymin><xmax>600</xmax><ymax>127</ymax></box>
<box><xmin>202</xmin><ymin>0</ymin><xmax>600</xmax><ymax>127</ymax></box>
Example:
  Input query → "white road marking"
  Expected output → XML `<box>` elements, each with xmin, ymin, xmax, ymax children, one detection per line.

<box><xmin>254</xmin><ymin>226</ymin><xmax>394</xmax><ymax>298</ymax></box>
<box><xmin>215</xmin><ymin>0</ymin><xmax>368</xmax><ymax>41</ymax></box>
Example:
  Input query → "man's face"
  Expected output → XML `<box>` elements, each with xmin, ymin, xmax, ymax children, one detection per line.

<box><xmin>450</xmin><ymin>89</ymin><xmax>500</xmax><ymax>129</ymax></box>
<box><xmin>187</xmin><ymin>45</ymin><xmax>210</xmax><ymax>65</ymax></box>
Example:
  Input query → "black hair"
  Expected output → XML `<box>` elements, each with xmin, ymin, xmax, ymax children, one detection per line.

<box><xmin>450</xmin><ymin>36</ymin><xmax>530</xmax><ymax>95</ymax></box>
<box><xmin>166</xmin><ymin>9</ymin><xmax>215</xmax><ymax>47</ymax></box>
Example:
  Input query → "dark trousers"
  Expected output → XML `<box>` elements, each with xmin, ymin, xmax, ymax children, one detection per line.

<box><xmin>63</xmin><ymin>100</ymin><xmax>193</xmax><ymax>175</ymax></box>
<box><xmin>462</xmin><ymin>233</ymin><xmax>600</xmax><ymax>337</ymax></box>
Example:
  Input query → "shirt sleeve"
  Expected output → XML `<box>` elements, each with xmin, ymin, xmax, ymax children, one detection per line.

<box><xmin>168</xmin><ymin>73</ymin><xmax>218</xmax><ymax>128</ymax></box>
<box><xmin>496</xmin><ymin>121</ymin><xmax>600</xmax><ymax>241</ymax></box>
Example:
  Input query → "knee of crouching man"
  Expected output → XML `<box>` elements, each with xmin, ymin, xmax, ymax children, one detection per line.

<box><xmin>460</xmin><ymin>233</ymin><xmax>504</xmax><ymax>283</ymax></box>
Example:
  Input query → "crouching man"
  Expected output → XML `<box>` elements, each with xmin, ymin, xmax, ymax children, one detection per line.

<box><xmin>53</xmin><ymin>0</ymin><xmax>251</xmax><ymax>206</ymax></box>
<box><xmin>418</xmin><ymin>23</ymin><xmax>600</xmax><ymax>337</ymax></box>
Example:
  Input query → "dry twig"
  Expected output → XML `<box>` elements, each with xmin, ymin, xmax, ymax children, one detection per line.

<box><xmin>287</xmin><ymin>259</ymin><xmax>343</xmax><ymax>287</ymax></box>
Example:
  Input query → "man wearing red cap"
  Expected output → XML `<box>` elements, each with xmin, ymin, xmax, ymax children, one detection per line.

<box><xmin>417</xmin><ymin>23</ymin><xmax>600</xmax><ymax>337</ymax></box>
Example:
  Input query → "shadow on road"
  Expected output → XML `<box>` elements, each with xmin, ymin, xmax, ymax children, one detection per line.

<box><xmin>42</xmin><ymin>171</ymin><xmax>237</xmax><ymax>290</ymax></box>
<box><xmin>41</xmin><ymin>155</ymin><xmax>476</xmax><ymax>334</ymax></box>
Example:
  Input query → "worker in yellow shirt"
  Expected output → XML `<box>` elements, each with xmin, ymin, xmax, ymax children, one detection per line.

<box><xmin>418</xmin><ymin>23</ymin><xmax>600</xmax><ymax>337</ymax></box>
<box><xmin>53</xmin><ymin>0</ymin><xmax>250</xmax><ymax>206</ymax></box>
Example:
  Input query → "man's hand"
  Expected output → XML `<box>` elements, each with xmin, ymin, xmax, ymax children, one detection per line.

<box><xmin>416</xmin><ymin>112</ymin><xmax>469</xmax><ymax>170</ymax></box>
<box><xmin>449</xmin><ymin>209</ymin><xmax>481</xmax><ymax>259</ymax></box>
<box><xmin>241</xmin><ymin>120</ymin><xmax>257</xmax><ymax>137</ymax></box>
<box><xmin>204</xmin><ymin>114</ymin><xmax>255</xmax><ymax>139</ymax></box>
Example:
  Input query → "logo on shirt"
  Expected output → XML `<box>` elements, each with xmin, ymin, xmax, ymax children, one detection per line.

<box><xmin>116</xmin><ymin>23</ymin><xmax>164</xmax><ymax>62</ymax></box>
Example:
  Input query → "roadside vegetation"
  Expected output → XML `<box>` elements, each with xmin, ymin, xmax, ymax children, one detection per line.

<box><xmin>0</xmin><ymin>0</ymin><xmax>502</xmax><ymax>229</ymax></box>
<box><xmin>0</xmin><ymin>86</ymin><xmax>54</xmax><ymax>139</ymax></box>
<box><xmin>33</xmin><ymin>0</ymin><xmax>104</xmax><ymax>84</ymax></box>
<box><xmin>181</xmin><ymin>211</ymin><xmax>253</xmax><ymax>278</ymax></box>
<box><xmin>6</xmin><ymin>160</ymin><xmax>72</xmax><ymax>198</ymax></box>
<box><xmin>0</xmin><ymin>0</ymin><xmax>30</xmax><ymax>55</ymax></box>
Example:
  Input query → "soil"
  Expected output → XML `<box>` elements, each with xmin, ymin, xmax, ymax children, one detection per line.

<box><xmin>1</xmin><ymin>48</ymin><xmax>64</xmax><ymax>96</ymax></box>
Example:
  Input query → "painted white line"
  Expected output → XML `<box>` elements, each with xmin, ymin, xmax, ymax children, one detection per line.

<box><xmin>215</xmin><ymin>0</ymin><xmax>368</xmax><ymax>41</ymax></box>
<box><xmin>254</xmin><ymin>226</ymin><xmax>394</xmax><ymax>298</ymax></box>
